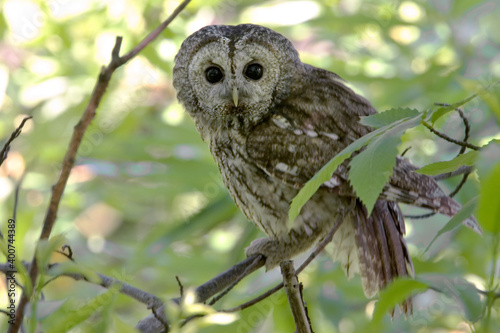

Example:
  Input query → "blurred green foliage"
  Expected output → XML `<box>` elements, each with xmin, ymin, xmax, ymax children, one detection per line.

<box><xmin>0</xmin><ymin>0</ymin><xmax>499</xmax><ymax>332</ymax></box>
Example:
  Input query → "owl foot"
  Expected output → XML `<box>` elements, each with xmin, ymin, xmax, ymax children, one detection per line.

<box><xmin>245</xmin><ymin>237</ymin><xmax>294</xmax><ymax>270</ymax></box>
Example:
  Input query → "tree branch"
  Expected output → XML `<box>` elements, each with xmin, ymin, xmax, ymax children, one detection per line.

<box><xmin>422</xmin><ymin>120</ymin><xmax>481</xmax><ymax>151</ymax></box>
<box><xmin>432</xmin><ymin>165</ymin><xmax>475</xmax><ymax>181</ymax></box>
<box><xmin>221</xmin><ymin>216</ymin><xmax>343</xmax><ymax>313</ymax></box>
<box><xmin>280</xmin><ymin>260</ymin><xmax>312</xmax><ymax>333</ymax></box>
<box><xmin>8</xmin><ymin>2</ymin><xmax>191</xmax><ymax>332</ymax></box>
<box><xmin>0</xmin><ymin>116</ymin><xmax>32</xmax><ymax>166</ymax></box>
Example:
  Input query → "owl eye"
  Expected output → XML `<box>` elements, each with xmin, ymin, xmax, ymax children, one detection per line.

<box><xmin>244</xmin><ymin>63</ymin><xmax>263</xmax><ymax>80</ymax></box>
<box><xmin>205</xmin><ymin>66</ymin><xmax>224</xmax><ymax>83</ymax></box>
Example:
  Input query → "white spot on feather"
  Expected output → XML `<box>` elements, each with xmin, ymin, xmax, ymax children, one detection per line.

<box><xmin>321</xmin><ymin>132</ymin><xmax>339</xmax><ymax>140</ymax></box>
<box><xmin>305</xmin><ymin>129</ymin><xmax>318</xmax><ymax>137</ymax></box>
<box><xmin>272</xmin><ymin>115</ymin><xmax>292</xmax><ymax>129</ymax></box>
<box><xmin>323</xmin><ymin>176</ymin><xmax>340</xmax><ymax>188</ymax></box>
<box><xmin>276</xmin><ymin>162</ymin><xmax>299</xmax><ymax>176</ymax></box>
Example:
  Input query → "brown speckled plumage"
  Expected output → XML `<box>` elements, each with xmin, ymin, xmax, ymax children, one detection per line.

<box><xmin>172</xmin><ymin>24</ymin><xmax>476</xmax><ymax>307</ymax></box>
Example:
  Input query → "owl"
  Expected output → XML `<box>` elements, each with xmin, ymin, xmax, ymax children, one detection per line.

<box><xmin>172</xmin><ymin>24</ymin><xmax>477</xmax><ymax>307</ymax></box>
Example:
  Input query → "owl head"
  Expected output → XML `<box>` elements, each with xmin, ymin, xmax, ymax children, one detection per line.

<box><xmin>173</xmin><ymin>24</ymin><xmax>303</xmax><ymax>140</ymax></box>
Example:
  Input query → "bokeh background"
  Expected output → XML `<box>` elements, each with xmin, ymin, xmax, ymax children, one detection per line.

<box><xmin>0</xmin><ymin>0</ymin><xmax>499</xmax><ymax>332</ymax></box>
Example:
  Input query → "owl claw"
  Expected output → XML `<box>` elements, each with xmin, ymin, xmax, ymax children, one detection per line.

<box><xmin>245</xmin><ymin>237</ymin><xmax>288</xmax><ymax>270</ymax></box>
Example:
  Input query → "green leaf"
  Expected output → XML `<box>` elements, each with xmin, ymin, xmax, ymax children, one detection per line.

<box><xmin>349</xmin><ymin>125</ymin><xmax>400</xmax><ymax>215</ymax></box>
<box><xmin>289</xmin><ymin>113</ymin><xmax>422</xmax><ymax>223</ymax></box>
<box><xmin>350</xmin><ymin>113</ymin><xmax>423</xmax><ymax>214</ymax></box>
<box><xmin>152</xmin><ymin>194</ymin><xmax>238</xmax><ymax>248</ymax></box>
<box><xmin>416</xmin><ymin>150</ymin><xmax>479</xmax><ymax>176</ymax></box>
<box><xmin>423</xmin><ymin>276</ymin><xmax>483</xmax><ymax>322</ymax></box>
<box><xmin>36</xmin><ymin>234</ymin><xmax>67</xmax><ymax>272</ymax></box>
<box><xmin>43</xmin><ymin>284</ymin><xmax>120</xmax><ymax>332</ymax></box>
<box><xmin>455</xmin><ymin>282</ymin><xmax>483</xmax><ymax>322</ymax></box>
<box><xmin>359</xmin><ymin>108</ymin><xmax>420</xmax><ymax>128</ymax></box>
<box><xmin>424</xmin><ymin>196</ymin><xmax>478</xmax><ymax>252</ymax></box>
<box><xmin>429</xmin><ymin>94</ymin><xmax>478</xmax><ymax>123</ymax></box>
<box><xmin>372</xmin><ymin>278</ymin><xmax>429</xmax><ymax>323</ymax></box>
<box><xmin>288</xmin><ymin>129</ymin><xmax>377</xmax><ymax>223</ymax></box>
<box><xmin>477</xmin><ymin>160</ymin><xmax>500</xmax><ymax>235</ymax></box>
<box><xmin>429</xmin><ymin>81</ymin><xmax>499</xmax><ymax>123</ymax></box>
<box><xmin>48</xmin><ymin>261</ymin><xmax>102</xmax><ymax>285</ymax></box>
<box><xmin>289</xmin><ymin>150</ymin><xmax>352</xmax><ymax>224</ymax></box>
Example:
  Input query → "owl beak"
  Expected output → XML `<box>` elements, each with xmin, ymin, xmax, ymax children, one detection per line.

<box><xmin>232</xmin><ymin>86</ymin><xmax>239</xmax><ymax>107</ymax></box>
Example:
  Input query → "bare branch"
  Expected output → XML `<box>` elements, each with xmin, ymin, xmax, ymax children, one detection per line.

<box><xmin>432</xmin><ymin>165</ymin><xmax>475</xmax><ymax>181</ymax></box>
<box><xmin>119</xmin><ymin>0</ymin><xmax>191</xmax><ymax>64</ymax></box>
<box><xmin>175</xmin><ymin>276</ymin><xmax>184</xmax><ymax>299</ymax></box>
<box><xmin>0</xmin><ymin>262</ymin><xmax>163</xmax><ymax>309</ymax></box>
<box><xmin>280</xmin><ymin>260</ymin><xmax>312</xmax><ymax>333</ymax></box>
<box><xmin>137</xmin><ymin>217</ymin><xmax>343</xmax><ymax>332</ymax></box>
<box><xmin>0</xmin><ymin>116</ymin><xmax>32</xmax><ymax>166</ymax></box>
<box><xmin>422</xmin><ymin>120</ymin><xmax>480</xmax><ymax>151</ymax></box>
<box><xmin>136</xmin><ymin>254</ymin><xmax>265</xmax><ymax>333</ymax></box>
<box><xmin>8</xmin><ymin>2</ymin><xmax>191</xmax><ymax>332</ymax></box>
<box><xmin>456</xmin><ymin>108</ymin><xmax>471</xmax><ymax>156</ymax></box>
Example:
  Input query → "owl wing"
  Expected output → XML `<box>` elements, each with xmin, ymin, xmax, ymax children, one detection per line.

<box><xmin>246</xmin><ymin>65</ymin><xmax>469</xmax><ymax>218</ymax></box>
<box><xmin>246</xmin><ymin>65</ymin><xmax>374</xmax><ymax>193</ymax></box>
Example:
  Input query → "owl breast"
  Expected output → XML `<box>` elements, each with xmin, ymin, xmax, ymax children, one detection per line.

<box><xmin>210</xmin><ymin>127</ymin><xmax>296</xmax><ymax>238</ymax></box>
<box><xmin>209</xmin><ymin>119</ymin><xmax>350</xmax><ymax>242</ymax></box>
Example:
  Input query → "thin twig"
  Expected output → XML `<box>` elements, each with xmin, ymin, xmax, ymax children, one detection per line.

<box><xmin>57</xmin><ymin>245</ymin><xmax>74</xmax><ymax>260</ymax></box>
<box><xmin>449</xmin><ymin>172</ymin><xmax>470</xmax><ymax>198</ymax></box>
<box><xmin>119</xmin><ymin>0</ymin><xmax>191</xmax><ymax>64</ymax></box>
<box><xmin>405</xmin><ymin>212</ymin><xmax>436</xmax><ymax>220</ymax></box>
<box><xmin>0</xmin><ymin>116</ymin><xmax>32</xmax><ymax>166</ymax></box>
<box><xmin>432</xmin><ymin>104</ymin><xmax>472</xmax><ymax>157</ymax></box>
<box><xmin>433</xmin><ymin>165</ymin><xmax>474</xmax><ymax>181</ymax></box>
<box><xmin>176</xmin><ymin>276</ymin><xmax>184</xmax><ymax>299</ymax></box>
<box><xmin>8</xmin><ymin>2</ymin><xmax>191</xmax><ymax>332</ymax></box>
<box><xmin>422</xmin><ymin>121</ymin><xmax>480</xmax><ymax>151</ymax></box>
<box><xmin>152</xmin><ymin>306</ymin><xmax>170</xmax><ymax>333</ymax></box>
<box><xmin>456</xmin><ymin>108</ymin><xmax>471</xmax><ymax>155</ymax></box>
<box><xmin>0</xmin><ymin>262</ymin><xmax>163</xmax><ymax>309</ymax></box>
<box><xmin>280</xmin><ymin>260</ymin><xmax>312</xmax><ymax>333</ymax></box>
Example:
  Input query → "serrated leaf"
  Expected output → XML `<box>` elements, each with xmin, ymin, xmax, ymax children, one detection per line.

<box><xmin>477</xmin><ymin>160</ymin><xmax>500</xmax><ymax>235</ymax></box>
<box><xmin>289</xmin><ymin>113</ymin><xmax>422</xmax><ymax>223</ymax></box>
<box><xmin>425</xmin><ymin>196</ymin><xmax>478</xmax><ymax>252</ymax></box>
<box><xmin>350</xmin><ymin>113</ymin><xmax>423</xmax><ymax>214</ymax></box>
<box><xmin>372</xmin><ymin>278</ymin><xmax>429</xmax><ymax>323</ymax></box>
<box><xmin>288</xmin><ymin>128</ymin><xmax>377</xmax><ymax>224</ymax></box>
<box><xmin>349</xmin><ymin>126</ymin><xmax>400</xmax><ymax>215</ymax></box>
<box><xmin>359</xmin><ymin>108</ymin><xmax>420</xmax><ymax>128</ymax></box>
<box><xmin>417</xmin><ymin>150</ymin><xmax>479</xmax><ymax>176</ymax></box>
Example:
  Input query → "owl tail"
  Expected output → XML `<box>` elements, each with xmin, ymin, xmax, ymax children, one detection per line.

<box><xmin>331</xmin><ymin>199</ymin><xmax>414</xmax><ymax>314</ymax></box>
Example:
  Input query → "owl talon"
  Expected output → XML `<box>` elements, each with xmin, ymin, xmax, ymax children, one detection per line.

<box><xmin>245</xmin><ymin>237</ymin><xmax>288</xmax><ymax>270</ymax></box>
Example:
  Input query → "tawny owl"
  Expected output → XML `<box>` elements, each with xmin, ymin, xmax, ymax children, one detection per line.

<box><xmin>172</xmin><ymin>24</ymin><xmax>477</xmax><ymax>305</ymax></box>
